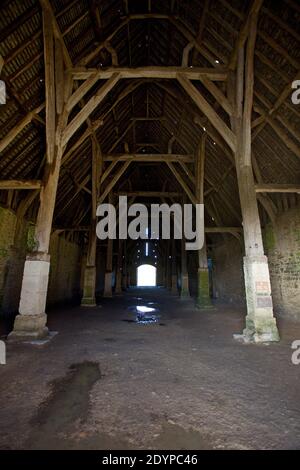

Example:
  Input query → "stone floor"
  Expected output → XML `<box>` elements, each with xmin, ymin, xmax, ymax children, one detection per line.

<box><xmin>0</xmin><ymin>287</ymin><xmax>300</xmax><ymax>450</ymax></box>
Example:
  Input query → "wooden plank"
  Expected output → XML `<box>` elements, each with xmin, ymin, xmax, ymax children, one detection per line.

<box><xmin>178</xmin><ymin>74</ymin><xmax>236</xmax><ymax>152</ymax></box>
<box><xmin>0</xmin><ymin>180</ymin><xmax>43</xmax><ymax>190</ymax></box>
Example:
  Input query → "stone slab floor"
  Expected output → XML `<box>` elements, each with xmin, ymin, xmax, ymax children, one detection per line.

<box><xmin>0</xmin><ymin>288</ymin><xmax>300</xmax><ymax>450</ymax></box>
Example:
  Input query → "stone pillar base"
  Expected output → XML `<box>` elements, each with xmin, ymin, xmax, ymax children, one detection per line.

<box><xmin>236</xmin><ymin>255</ymin><xmax>280</xmax><ymax>343</ymax></box>
<box><xmin>81</xmin><ymin>266</ymin><xmax>96</xmax><ymax>307</ymax></box>
<box><xmin>103</xmin><ymin>272</ymin><xmax>113</xmax><ymax>298</ymax></box>
<box><xmin>180</xmin><ymin>274</ymin><xmax>190</xmax><ymax>299</ymax></box>
<box><xmin>196</xmin><ymin>268</ymin><xmax>213</xmax><ymax>308</ymax></box>
<box><xmin>8</xmin><ymin>313</ymin><xmax>48</xmax><ymax>341</ymax></box>
<box><xmin>9</xmin><ymin>253</ymin><xmax>50</xmax><ymax>341</ymax></box>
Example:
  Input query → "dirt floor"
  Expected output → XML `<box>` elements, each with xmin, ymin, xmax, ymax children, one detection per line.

<box><xmin>0</xmin><ymin>287</ymin><xmax>300</xmax><ymax>450</ymax></box>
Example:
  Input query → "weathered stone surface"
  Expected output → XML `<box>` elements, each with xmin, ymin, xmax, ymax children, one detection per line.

<box><xmin>8</xmin><ymin>313</ymin><xmax>48</xmax><ymax>341</ymax></box>
<box><xmin>240</xmin><ymin>255</ymin><xmax>280</xmax><ymax>343</ymax></box>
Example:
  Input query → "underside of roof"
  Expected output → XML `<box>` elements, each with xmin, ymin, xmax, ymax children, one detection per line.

<box><xmin>0</xmin><ymin>0</ymin><xmax>299</xmax><ymax>236</ymax></box>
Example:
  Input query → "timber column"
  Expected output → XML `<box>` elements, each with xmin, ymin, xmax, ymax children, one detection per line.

<box><xmin>103</xmin><ymin>194</ymin><xmax>114</xmax><ymax>297</ymax></box>
<box><xmin>81</xmin><ymin>222</ymin><xmax>97</xmax><ymax>306</ymax></box>
<box><xmin>230</xmin><ymin>20</ymin><xmax>279</xmax><ymax>342</ymax></box>
<box><xmin>180</xmin><ymin>236</ymin><xmax>190</xmax><ymax>299</ymax></box>
<box><xmin>115</xmin><ymin>240</ymin><xmax>123</xmax><ymax>294</ymax></box>
<box><xmin>81</xmin><ymin>136</ymin><xmax>101</xmax><ymax>306</ymax></box>
<box><xmin>171</xmin><ymin>239</ymin><xmax>178</xmax><ymax>295</ymax></box>
<box><xmin>195</xmin><ymin>135</ymin><xmax>213</xmax><ymax>308</ymax></box>
<box><xmin>9</xmin><ymin>7</ymin><xmax>72</xmax><ymax>340</ymax></box>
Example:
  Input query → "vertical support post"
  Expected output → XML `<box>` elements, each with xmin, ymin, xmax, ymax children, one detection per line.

<box><xmin>115</xmin><ymin>239</ymin><xmax>123</xmax><ymax>294</ymax></box>
<box><xmin>171</xmin><ymin>239</ymin><xmax>178</xmax><ymax>295</ymax></box>
<box><xmin>231</xmin><ymin>20</ymin><xmax>279</xmax><ymax>342</ymax></box>
<box><xmin>9</xmin><ymin>13</ymin><xmax>72</xmax><ymax>340</ymax></box>
<box><xmin>195</xmin><ymin>134</ymin><xmax>213</xmax><ymax>308</ymax></box>
<box><xmin>81</xmin><ymin>137</ymin><xmax>101</xmax><ymax>306</ymax></box>
<box><xmin>180</xmin><ymin>198</ymin><xmax>190</xmax><ymax>298</ymax></box>
<box><xmin>103</xmin><ymin>194</ymin><xmax>114</xmax><ymax>297</ymax></box>
<box><xmin>122</xmin><ymin>240</ymin><xmax>127</xmax><ymax>290</ymax></box>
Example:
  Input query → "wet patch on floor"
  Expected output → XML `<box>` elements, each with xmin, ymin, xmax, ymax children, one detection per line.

<box><xmin>124</xmin><ymin>303</ymin><xmax>163</xmax><ymax>325</ymax></box>
<box><xmin>152</xmin><ymin>422</ymin><xmax>213</xmax><ymax>450</ymax></box>
<box><xmin>27</xmin><ymin>361</ymin><xmax>101</xmax><ymax>449</ymax></box>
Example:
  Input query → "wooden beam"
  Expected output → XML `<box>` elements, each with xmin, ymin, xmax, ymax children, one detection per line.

<box><xmin>0</xmin><ymin>180</ymin><xmax>43</xmax><ymax>190</ymax></box>
<box><xmin>205</xmin><ymin>227</ymin><xmax>242</xmax><ymax>233</ymax></box>
<box><xmin>39</xmin><ymin>0</ymin><xmax>72</xmax><ymax>68</ymax></box>
<box><xmin>228</xmin><ymin>0</ymin><xmax>263</xmax><ymax>70</ymax></box>
<box><xmin>178</xmin><ymin>74</ymin><xmax>236</xmax><ymax>152</ymax></box>
<box><xmin>116</xmin><ymin>191</ymin><xmax>181</xmax><ymax>198</ymax></box>
<box><xmin>103</xmin><ymin>153</ymin><xmax>194</xmax><ymax>162</ymax></box>
<box><xmin>166</xmin><ymin>163</ymin><xmax>196</xmax><ymax>205</ymax></box>
<box><xmin>71</xmin><ymin>66</ymin><xmax>228</xmax><ymax>81</ymax></box>
<box><xmin>62</xmin><ymin>73</ymin><xmax>120</xmax><ymax>147</ymax></box>
<box><xmin>255</xmin><ymin>184</ymin><xmax>300</xmax><ymax>193</ymax></box>
<box><xmin>98</xmin><ymin>162</ymin><xmax>131</xmax><ymax>204</ymax></box>
<box><xmin>199</xmin><ymin>77</ymin><xmax>233</xmax><ymax>115</ymax></box>
<box><xmin>42</xmin><ymin>6</ymin><xmax>56</xmax><ymax>164</ymax></box>
<box><xmin>0</xmin><ymin>104</ymin><xmax>45</xmax><ymax>154</ymax></box>
<box><xmin>242</xmin><ymin>10</ymin><xmax>259</xmax><ymax>165</ymax></box>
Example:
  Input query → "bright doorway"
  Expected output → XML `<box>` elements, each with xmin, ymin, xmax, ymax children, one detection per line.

<box><xmin>137</xmin><ymin>264</ymin><xmax>157</xmax><ymax>287</ymax></box>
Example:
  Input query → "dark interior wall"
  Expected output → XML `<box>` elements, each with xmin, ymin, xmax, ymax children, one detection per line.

<box><xmin>211</xmin><ymin>236</ymin><xmax>246</xmax><ymax>306</ymax></box>
<box><xmin>263</xmin><ymin>206</ymin><xmax>300</xmax><ymax>320</ymax></box>
<box><xmin>0</xmin><ymin>207</ymin><xmax>83</xmax><ymax>319</ymax></box>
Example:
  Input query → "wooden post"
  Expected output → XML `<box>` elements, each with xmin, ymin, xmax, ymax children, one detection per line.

<box><xmin>81</xmin><ymin>137</ymin><xmax>101</xmax><ymax>306</ymax></box>
<box><xmin>171</xmin><ymin>239</ymin><xmax>178</xmax><ymax>295</ymax></box>
<box><xmin>9</xmin><ymin>12</ymin><xmax>71</xmax><ymax>341</ymax></box>
<box><xmin>180</xmin><ymin>197</ymin><xmax>190</xmax><ymax>298</ymax></box>
<box><xmin>103</xmin><ymin>193</ymin><xmax>114</xmax><ymax>297</ymax></box>
<box><xmin>230</xmin><ymin>21</ymin><xmax>279</xmax><ymax>342</ymax></box>
<box><xmin>195</xmin><ymin>135</ymin><xmax>213</xmax><ymax>308</ymax></box>
<box><xmin>115</xmin><ymin>239</ymin><xmax>123</xmax><ymax>294</ymax></box>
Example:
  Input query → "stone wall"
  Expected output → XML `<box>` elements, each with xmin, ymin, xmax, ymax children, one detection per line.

<box><xmin>0</xmin><ymin>207</ymin><xmax>82</xmax><ymax>317</ymax></box>
<box><xmin>263</xmin><ymin>207</ymin><xmax>300</xmax><ymax>320</ymax></box>
<box><xmin>211</xmin><ymin>236</ymin><xmax>246</xmax><ymax>306</ymax></box>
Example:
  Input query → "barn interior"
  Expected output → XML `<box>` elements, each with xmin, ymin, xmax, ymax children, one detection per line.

<box><xmin>0</xmin><ymin>0</ymin><xmax>300</xmax><ymax>450</ymax></box>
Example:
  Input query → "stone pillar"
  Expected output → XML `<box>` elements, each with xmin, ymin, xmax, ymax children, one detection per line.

<box><xmin>196</xmin><ymin>241</ymin><xmax>213</xmax><ymax>308</ymax></box>
<box><xmin>236</xmin><ymin>166</ymin><xmax>279</xmax><ymax>342</ymax></box>
<box><xmin>180</xmin><ymin>237</ymin><xmax>190</xmax><ymax>298</ymax></box>
<box><xmin>8</xmin><ymin>253</ymin><xmax>50</xmax><ymax>341</ymax></box>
